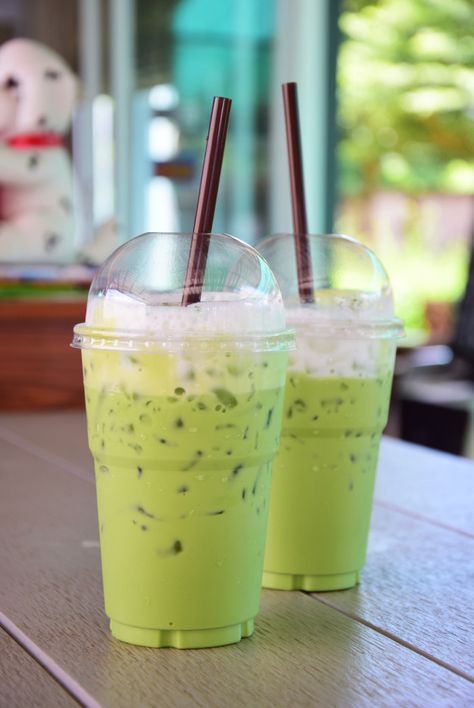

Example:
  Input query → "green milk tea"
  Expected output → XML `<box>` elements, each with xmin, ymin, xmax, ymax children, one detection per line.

<box><xmin>258</xmin><ymin>233</ymin><xmax>402</xmax><ymax>592</ymax></box>
<box><xmin>82</xmin><ymin>344</ymin><xmax>288</xmax><ymax>647</ymax></box>
<box><xmin>73</xmin><ymin>231</ymin><xmax>293</xmax><ymax>648</ymax></box>
<box><xmin>263</xmin><ymin>366</ymin><xmax>394</xmax><ymax>591</ymax></box>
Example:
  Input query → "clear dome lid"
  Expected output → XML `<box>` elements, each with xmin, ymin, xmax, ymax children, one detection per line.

<box><xmin>72</xmin><ymin>232</ymin><xmax>293</xmax><ymax>352</ymax></box>
<box><xmin>258</xmin><ymin>233</ymin><xmax>404</xmax><ymax>339</ymax></box>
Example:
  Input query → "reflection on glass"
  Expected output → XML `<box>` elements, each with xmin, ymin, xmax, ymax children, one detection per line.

<box><xmin>149</xmin><ymin>83</ymin><xmax>180</xmax><ymax>112</ymax></box>
<box><xmin>92</xmin><ymin>95</ymin><xmax>115</xmax><ymax>227</ymax></box>
<box><xmin>148</xmin><ymin>117</ymin><xmax>180</xmax><ymax>162</ymax></box>
<box><xmin>134</xmin><ymin>0</ymin><xmax>275</xmax><ymax>241</ymax></box>
<box><xmin>147</xmin><ymin>178</ymin><xmax>181</xmax><ymax>232</ymax></box>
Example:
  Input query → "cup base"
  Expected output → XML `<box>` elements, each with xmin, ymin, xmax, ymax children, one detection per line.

<box><xmin>262</xmin><ymin>570</ymin><xmax>360</xmax><ymax>592</ymax></box>
<box><xmin>109</xmin><ymin>618</ymin><xmax>254</xmax><ymax>649</ymax></box>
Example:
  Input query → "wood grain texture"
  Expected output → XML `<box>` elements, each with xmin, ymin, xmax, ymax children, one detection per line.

<box><xmin>376</xmin><ymin>437</ymin><xmax>474</xmax><ymax>535</ymax></box>
<box><xmin>0</xmin><ymin>412</ymin><xmax>92</xmax><ymax>483</ymax></box>
<box><xmin>0</xmin><ymin>299</ymin><xmax>86</xmax><ymax>410</ymax></box>
<box><xmin>0</xmin><ymin>411</ymin><xmax>92</xmax><ymax>473</ymax></box>
<box><xmin>316</xmin><ymin>505</ymin><xmax>474</xmax><ymax>678</ymax></box>
<box><xmin>0</xmin><ymin>628</ymin><xmax>76</xmax><ymax>707</ymax></box>
<box><xmin>1</xmin><ymin>439</ymin><xmax>473</xmax><ymax>707</ymax></box>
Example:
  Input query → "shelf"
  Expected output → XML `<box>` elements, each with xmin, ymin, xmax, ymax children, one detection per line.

<box><xmin>0</xmin><ymin>299</ymin><xmax>87</xmax><ymax>410</ymax></box>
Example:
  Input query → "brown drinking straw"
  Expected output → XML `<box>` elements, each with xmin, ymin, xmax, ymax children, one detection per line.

<box><xmin>282</xmin><ymin>82</ymin><xmax>314</xmax><ymax>303</ymax></box>
<box><xmin>181</xmin><ymin>96</ymin><xmax>232</xmax><ymax>306</ymax></box>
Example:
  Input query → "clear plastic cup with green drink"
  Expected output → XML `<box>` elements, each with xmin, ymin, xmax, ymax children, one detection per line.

<box><xmin>72</xmin><ymin>231</ymin><xmax>293</xmax><ymax>647</ymax></box>
<box><xmin>258</xmin><ymin>233</ymin><xmax>403</xmax><ymax>591</ymax></box>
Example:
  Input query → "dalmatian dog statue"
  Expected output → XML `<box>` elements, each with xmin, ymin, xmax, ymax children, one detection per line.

<box><xmin>0</xmin><ymin>38</ymin><xmax>77</xmax><ymax>263</ymax></box>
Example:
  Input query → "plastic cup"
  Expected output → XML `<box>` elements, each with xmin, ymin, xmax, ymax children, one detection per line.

<box><xmin>72</xmin><ymin>232</ymin><xmax>293</xmax><ymax>647</ymax></box>
<box><xmin>257</xmin><ymin>233</ymin><xmax>403</xmax><ymax>591</ymax></box>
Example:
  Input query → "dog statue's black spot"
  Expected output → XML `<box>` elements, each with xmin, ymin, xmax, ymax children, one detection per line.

<box><xmin>44</xmin><ymin>233</ymin><xmax>61</xmax><ymax>252</ymax></box>
<box><xmin>29</xmin><ymin>154</ymin><xmax>39</xmax><ymax>169</ymax></box>
<box><xmin>4</xmin><ymin>76</ymin><xmax>19</xmax><ymax>90</ymax></box>
<box><xmin>44</xmin><ymin>68</ymin><xmax>61</xmax><ymax>80</ymax></box>
<box><xmin>59</xmin><ymin>195</ymin><xmax>72</xmax><ymax>212</ymax></box>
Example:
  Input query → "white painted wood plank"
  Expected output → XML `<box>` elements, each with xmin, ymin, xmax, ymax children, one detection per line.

<box><xmin>1</xmin><ymin>439</ymin><xmax>473</xmax><ymax>706</ymax></box>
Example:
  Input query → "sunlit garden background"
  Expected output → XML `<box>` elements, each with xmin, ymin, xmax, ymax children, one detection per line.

<box><xmin>335</xmin><ymin>0</ymin><xmax>474</xmax><ymax>336</ymax></box>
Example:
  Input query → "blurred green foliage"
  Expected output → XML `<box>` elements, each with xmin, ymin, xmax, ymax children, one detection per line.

<box><xmin>338</xmin><ymin>0</ymin><xmax>474</xmax><ymax>195</ymax></box>
<box><xmin>337</xmin><ymin>0</ymin><xmax>474</xmax><ymax>332</ymax></box>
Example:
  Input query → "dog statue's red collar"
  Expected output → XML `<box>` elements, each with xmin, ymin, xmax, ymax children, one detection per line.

<box><xmin>7</xmin><ymin>133</ymin><xmax>64</xmax><ymax>149</ymax></box>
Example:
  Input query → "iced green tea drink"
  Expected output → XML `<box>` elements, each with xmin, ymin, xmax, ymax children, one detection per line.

<box><xmin>258</xmin><ymin>234</ymin><xmax>403</xmax><ymax>591</ymax></box>
<box><xmin>72</xmin><ymin>232</ymin><xmax>292</xmax><ymax>647</ymax></box>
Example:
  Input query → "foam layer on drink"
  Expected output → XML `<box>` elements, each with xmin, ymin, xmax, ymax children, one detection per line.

<box><xmin>77</xmin><ymin>292</ymin><xmax>291</xmax><ymax>397</ymax></box>
<box><xmin>286</xmin><ymin>290</ymin><xmax>399</xmax><ymax>379</ymax></box>
<box><xmin>85</xmin><ymin>290</ymin><xmax>287</xmax><ymax>340</ymax></box>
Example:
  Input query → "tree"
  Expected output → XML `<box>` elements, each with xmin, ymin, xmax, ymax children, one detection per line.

<box><xmin>338</xmin><ymin>0</ymin><xmax>474</xmax><ymax>196</ymax></box>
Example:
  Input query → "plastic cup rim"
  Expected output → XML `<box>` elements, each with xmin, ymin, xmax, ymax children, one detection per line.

<box><xmin>71</xmin><ymin>323</ymin><xmax>296</xmax><ymax>353</ymax></box>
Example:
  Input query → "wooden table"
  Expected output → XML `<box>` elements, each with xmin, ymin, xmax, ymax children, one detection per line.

<box><xmin>0</xmin><ymin>412</ymin><xmax>473</xmax><ymax>707</ymax></box>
